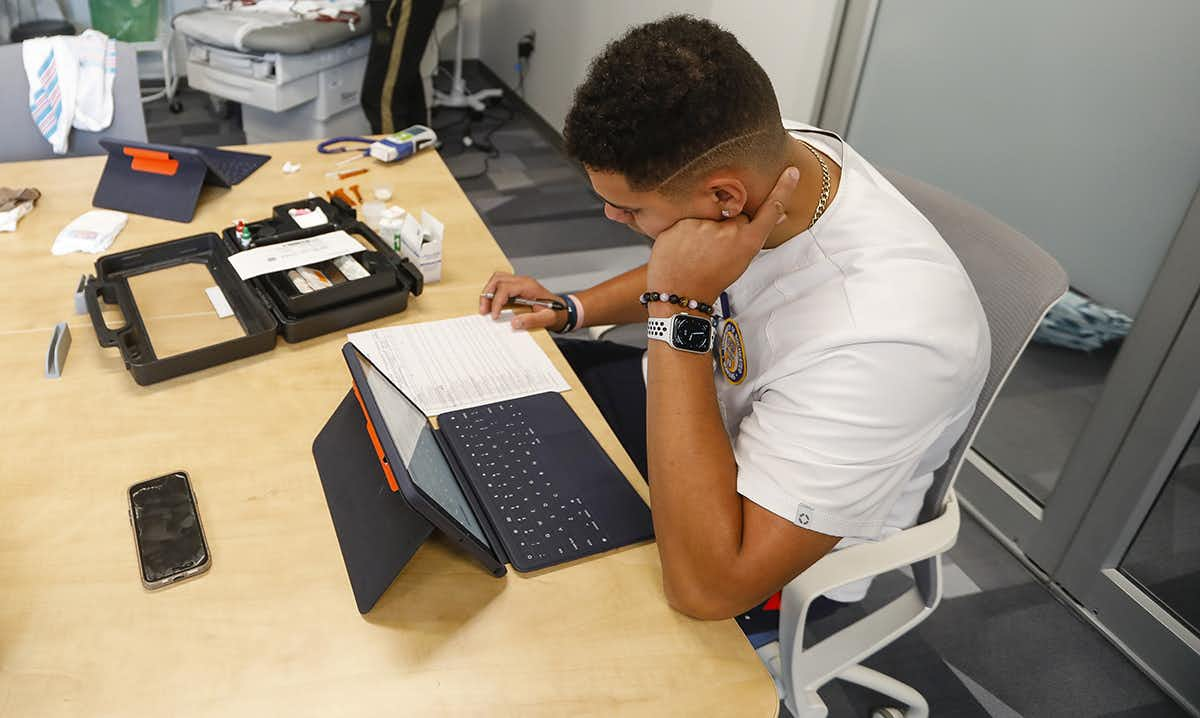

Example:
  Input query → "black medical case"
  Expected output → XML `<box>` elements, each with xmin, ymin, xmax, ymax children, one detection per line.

<box><xmin>84</xmin><ymin>196</ymin><xmax>423</xmax><ymax>385</ymax></box>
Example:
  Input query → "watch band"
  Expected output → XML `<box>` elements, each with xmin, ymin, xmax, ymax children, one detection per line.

<box><xmin>647</xmin><ymin>317</ymin><xmax>670</xmax><ymax>344</ymax></box>
<box><xmin>553</xmin><ymin>293</ymin><xmax>578</xmax><ymax>333</ymax></box>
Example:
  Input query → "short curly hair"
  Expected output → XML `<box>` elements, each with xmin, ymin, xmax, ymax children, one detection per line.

<box><xmin>563</xmin><ymin>15</ymin><xmax>787</xmax><ymax>195</ymax></box>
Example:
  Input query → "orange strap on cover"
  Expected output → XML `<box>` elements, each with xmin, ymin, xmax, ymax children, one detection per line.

<box><xmin>352</xmin><ymin>383</ymin><xmax>400</xmax><ymax>492</ymax></box>
<box><xmin>123</xmin><ymin>147</ymin><xmax>179</xmax><ymax>176</ymax></box>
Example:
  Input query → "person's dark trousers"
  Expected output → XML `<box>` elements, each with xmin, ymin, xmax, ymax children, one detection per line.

<box><xmin>362</xmin><ymin>0</ymin><xmax>444</xmax><ymax>134</ymax></box>
<box><xmin>554</xmin><ymin>338</ymin><xmax>649</xmax><ymax>480</ymax></box>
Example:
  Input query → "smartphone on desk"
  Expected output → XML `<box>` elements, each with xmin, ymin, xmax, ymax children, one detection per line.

<box><xmin>128</xmin><ymin>472</ymin><xmax>211</xmax><ymax>590</ymax></box>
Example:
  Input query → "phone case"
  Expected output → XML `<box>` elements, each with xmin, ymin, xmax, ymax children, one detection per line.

<box><xmin>128</xmin><ymin>472</ymin><xmax>212</xmax><ymax>590</ymax></box>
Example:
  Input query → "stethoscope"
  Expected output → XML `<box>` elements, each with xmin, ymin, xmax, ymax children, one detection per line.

<box><xmin>316</xmin><ymin>137</ymin><xmax>375</xmax><ymax>156</ymax></box>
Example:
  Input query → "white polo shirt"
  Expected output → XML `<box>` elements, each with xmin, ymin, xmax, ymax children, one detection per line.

<box><xmin>716</xmin><ymin>122</ymin><xmax>990</xmax><ymax>601</ymax></box>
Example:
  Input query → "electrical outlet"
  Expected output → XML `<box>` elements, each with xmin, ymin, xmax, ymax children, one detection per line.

<box><xmin>518</xmin><ymin>30</ymin><xmax>536</xmax><ymax>60</ymax></box>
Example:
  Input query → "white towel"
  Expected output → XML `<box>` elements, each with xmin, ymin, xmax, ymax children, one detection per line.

<box><xmin>73</xmin><ymin>30</ymin><xmax>117</xmax><ymax>132</ymax></box>
<box><xmin>52</xmin><ymin>209</ymin><xmax>128</xmax><ymax>255</ymax></box>
<box><xmin>22</xmin><ymin>30</ymin><xmax>117</xmax><ymax>155</ymax></box>
<box><xmin>23</xmin><ymin>36</ymin><xmax>76</xmax><ymax>154</ymax></box>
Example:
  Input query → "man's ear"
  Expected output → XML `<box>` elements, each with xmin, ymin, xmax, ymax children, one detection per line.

<box><xmin>706</xmin><ymin>175</ymin><xmax>749</xmax><ymax>218</ymax></box>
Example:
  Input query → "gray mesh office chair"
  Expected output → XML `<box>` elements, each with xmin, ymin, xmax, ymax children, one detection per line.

<box><xmin>772</xmin><ymin>171</ymin><xmax>1068</xmax><ymax>718</ymax></box>
<box><xmin>0</xmin><ymin>40</ymin><xmax>147</xmax><ymax>162</ymax></box>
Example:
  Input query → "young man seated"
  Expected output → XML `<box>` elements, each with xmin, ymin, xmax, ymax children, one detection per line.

<box><xmin>479</xmin><ymin>15</ymin><xmax>990</xmax><ymax>626</ymax></box>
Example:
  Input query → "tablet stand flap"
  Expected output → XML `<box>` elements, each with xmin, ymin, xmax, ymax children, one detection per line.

<box><xmin>313</xmin><ymin>390</ymin><xmax>434</xmax><ymax>613</ymax></box>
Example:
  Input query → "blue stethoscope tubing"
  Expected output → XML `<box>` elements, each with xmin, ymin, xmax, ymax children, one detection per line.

<box><xmin>316</xmin><ymin>137</ymin><xmax>373</xmax><ymax>154</ymax></box>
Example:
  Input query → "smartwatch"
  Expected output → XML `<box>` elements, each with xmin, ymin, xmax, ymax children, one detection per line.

<box><xmin>647</xmin><ymin>313</ymin><xmax>715</xmax><ymax>354</ymax></box>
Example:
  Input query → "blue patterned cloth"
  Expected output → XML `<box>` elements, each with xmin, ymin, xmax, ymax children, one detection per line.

<box><xmin>1033</xmin><ymin>290</ymin><xmax>1132</xmax><ymax>352</ymax></box>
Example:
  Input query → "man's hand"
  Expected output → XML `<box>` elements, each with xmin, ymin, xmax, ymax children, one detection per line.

<box><xmin>646</xmin><ymin>166</ymin><xmax>800</xmax><ymax>304</ymax></box>
<box><xmin>478</xmin><ymin>272</ymin><xmax>568</xmax><ymax>331</ymax></box>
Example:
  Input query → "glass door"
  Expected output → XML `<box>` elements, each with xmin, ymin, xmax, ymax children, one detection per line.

<box><xmin>815</xmin><ymin>0</ymin><xmax>1200</xmax><ymax>708</ymax></box>
<box><xmin>1051</xmin><ymin>286</ymin><xmax>1200</xmax><ymax>714</ymax></box>
<box><xmin>961</xmin><ymin>187</ymin><xmax>1200</xmax><ymax>571</ymax></box>
<box><xmin>820</xmin><ymin>0</ymin><xmax>1200</xmax><ymax>569</ymax></box>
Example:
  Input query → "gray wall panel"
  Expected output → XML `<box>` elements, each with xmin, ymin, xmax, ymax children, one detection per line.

<box><xmin>846</xmin><ymin>0</ymin><xmax>1200</xmax><ymax>316</ymax></box>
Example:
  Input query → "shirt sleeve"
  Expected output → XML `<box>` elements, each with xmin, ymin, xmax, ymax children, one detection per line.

<box><xmin>733</xmin><ymin>340</ymin><xmax>974</xmax><ymax>539</ymax></box>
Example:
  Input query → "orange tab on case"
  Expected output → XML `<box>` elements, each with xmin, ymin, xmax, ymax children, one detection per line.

<box><xmin>352</xmin><ymin>383</ymin><xmax>400</xmax><ymax>492</ymax></box>
<box><xmin>124</xmin><ymin>147</ymin><xmax>179</xmax><ymax>176</ymax></box>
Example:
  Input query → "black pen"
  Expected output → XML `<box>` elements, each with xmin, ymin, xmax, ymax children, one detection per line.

<box><xmin>480</xmin><ymin>293</ymin><xmax>566</xmax><ymax>311</ymax></box>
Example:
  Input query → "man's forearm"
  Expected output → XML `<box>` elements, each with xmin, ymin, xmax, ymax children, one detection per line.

<box><xmin>644</xmin><ymin>317</ymin><xmax>745</xmax><ymax>613</ymax></box>
<box><xmin>573</xmin><ymin>264</ymin><xmax>649</xmax><ymax>327</ymax></box>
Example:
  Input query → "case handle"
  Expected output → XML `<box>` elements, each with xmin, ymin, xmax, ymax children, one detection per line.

<box><xmin>83</xmin><ymin>278</ymin><xmax>126</xmax><ymax>347</ymax></box>
<box><xmin>397</xmin><ymin>256</ymin><xmax>424</xmax><ymax>297</ymax></box>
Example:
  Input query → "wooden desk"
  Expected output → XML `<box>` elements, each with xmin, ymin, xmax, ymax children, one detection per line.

<box><xmin>0</xmin><ymin>142</ymin><xmax>777</xmax><ymax>717</ymax></box>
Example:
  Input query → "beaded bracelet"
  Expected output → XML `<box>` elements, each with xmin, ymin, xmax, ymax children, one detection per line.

<box><xmin>639</xmin><ymin>291</ymin><xmax>715</xmax><ymax>316</ymax></box>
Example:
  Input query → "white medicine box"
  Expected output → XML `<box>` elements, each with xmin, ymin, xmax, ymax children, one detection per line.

<box><xmin>399</xmin><ymin>210</ymin><xmax>443</xmax><ymax>283</ymax></box>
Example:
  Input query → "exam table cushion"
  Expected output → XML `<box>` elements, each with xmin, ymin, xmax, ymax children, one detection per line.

<box><xmin>174</xmin><ymin>7</ymin><xmax>371</xmax><ymax>54</ymax></box>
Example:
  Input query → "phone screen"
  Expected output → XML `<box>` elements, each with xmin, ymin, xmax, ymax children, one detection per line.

<box><xmin>129</xmin><ymin>472</ymin><xmax>209</xmax><ymax>585</ymax></box>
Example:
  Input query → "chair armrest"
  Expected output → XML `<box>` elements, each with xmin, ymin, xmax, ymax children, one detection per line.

<box><xmin>776</xmin><ymin>494</ymin><xmax>962</xmax><ymax>709</ymax></box>
<box><xmin>585</xmin><ymin>324</ymin><xmax>618</xmax><ymax>341</ymax></box>
<box><xmin>786</xmin><ymin>493</ymin><xmax>960</xmax><ymax>605</ymax></box>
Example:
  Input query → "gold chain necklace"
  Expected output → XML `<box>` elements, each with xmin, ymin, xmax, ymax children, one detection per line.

<box><xmin>801</xmin><ymin>142</ymin><xmax>831</xmax><ymax>228</ymax></box>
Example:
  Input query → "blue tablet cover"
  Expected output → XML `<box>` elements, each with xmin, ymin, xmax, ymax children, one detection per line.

<box><xmin>312</xmin><ymin>391</ymin><xmax>433</xmax><ymax>614</ymax></box>
<box><xmin>93</xmin><ymin>139</ymin><xmax>211</xmax><ymax>223</ymax></box>
<box><xmin>92</xmin><ymin>139</ymin><xmax>269</xmax><ymax>223</ymax></box>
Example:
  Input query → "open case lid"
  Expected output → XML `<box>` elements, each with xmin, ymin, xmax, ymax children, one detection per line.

<box><xmin>84</xmin><ymin>230</ymin><xmax>279</xmax><ymax>385</ymax></box>
<box><xmin>84</xmin><ymin>197</ymin><xmax>422</xmax><ymax>385</ymax></box>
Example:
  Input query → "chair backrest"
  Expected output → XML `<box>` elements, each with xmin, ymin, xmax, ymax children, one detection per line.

<box><xmin>0</xmin><ymin>39</ymin><xmax>147</xmax><ymax>163</ymax></box>
<box><xmin>774</xmin><ymin>175</ymin><xmax>1068</xmax><ymax>716</ymax></box>
<box><xmin>882</xmin><ymin>170</ymin><xmax>1068</xmax><ymax>528</ymax></box>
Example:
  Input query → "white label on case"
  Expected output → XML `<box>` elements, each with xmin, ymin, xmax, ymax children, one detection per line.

<box><xmin>204</xmin><ymin>286</ymin><xmax>233</xmax><ymax>318</ymax></box>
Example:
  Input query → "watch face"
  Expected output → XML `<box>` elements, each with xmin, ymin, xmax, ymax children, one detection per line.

<box><xmin>672</xmin><ymin>314</ymin><xmax>713</xmax><ymax>352</ymax></box>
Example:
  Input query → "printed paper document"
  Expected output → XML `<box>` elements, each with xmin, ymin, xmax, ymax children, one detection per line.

<box><xmin>348</xmin><ymin>313</ymin><xmax>570</xmax><ymax>416</ymax></box>
<box><xmin>228</xmin><ymin>230</ymin><xmax>364</xmax><ymax>280</ymax></box>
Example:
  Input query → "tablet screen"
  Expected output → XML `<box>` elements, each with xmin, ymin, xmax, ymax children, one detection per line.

<box><xmin>352</xmin><ymin>349</ymin><xmax>491</xmax><ymax>548</ymax></box>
